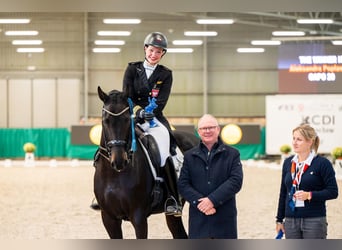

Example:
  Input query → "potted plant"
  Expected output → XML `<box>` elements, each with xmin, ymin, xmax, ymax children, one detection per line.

<box><xmin>23</xmin><ymin>142</ymin><xmax>36</xmax><ymax>166</ymax></box>
<box><xmin>279</xmin><ymin>144</ymin><xmax>291</xmax><ymax>166</ymax></box>
<box><xmin>280</xmin><ymin>144</ymin><xmax>291</xmax><ymax>154</ymax></box>
<box><xmin>331</xmin><ymin>147</ymin><xmax>342</xmax><ymax>175</ymax></box>
<box><xmin>23</xmin><ymin>142</ymin><xmax>36</xmax><ymax>153</ymax></box>
<box><xmin>331</xmin><ymin>147</ymin><xmax>342</xmax><ymax>160</ymax></box>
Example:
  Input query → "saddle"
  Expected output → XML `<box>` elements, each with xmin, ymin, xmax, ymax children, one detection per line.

<box><xmin>135</xmin><ymin>126</ymin><xmax>162</xmax><ymax>176</ymax></box>
<box><xmin>136</xmin><ymin>126</ymin><xmax>167</xmax><ymax>208</ymax></box>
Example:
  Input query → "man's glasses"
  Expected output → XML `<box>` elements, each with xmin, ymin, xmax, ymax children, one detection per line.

<box><xmin>198</xmin><ymin>126</ymin><xmax>218</xmax><ymax>132</ymax></box>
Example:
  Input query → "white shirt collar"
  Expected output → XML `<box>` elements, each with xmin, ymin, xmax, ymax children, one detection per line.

<box><xmin>143</xmin><ymin>60</ymin><xmax>157</xmax><ymax>70</ymax></box>
<box><xmin>292</xmin><ymin>150</ymin><xmax>316</xmax><ymax>166</ymax></box>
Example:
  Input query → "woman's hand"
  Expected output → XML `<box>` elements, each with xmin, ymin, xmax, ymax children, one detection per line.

<box><xmin>294</xmin><ymin>190</ymin><xmax>311</xmax><ymax>201</ymax></box>
<box><xmin>276</xmin><ymin>222</ymin><xmax>285</xmax><ymax>235</ymax></box>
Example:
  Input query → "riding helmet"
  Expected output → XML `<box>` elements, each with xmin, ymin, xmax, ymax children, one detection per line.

<box><xmin>144</xmin><ymin>32</ymin><xmax>168</xmax><ymax>51</ymax></box>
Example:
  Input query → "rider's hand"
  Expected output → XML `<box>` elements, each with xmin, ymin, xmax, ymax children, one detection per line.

<box><xmin>144</xmin><ymin>112</ymin><xmax>154</xmax><ymax>121</ymax></box>
<box><xmin>136</xmin><ymin>109</ymin><xmax>154</xmax><ymax>122</ymax></box>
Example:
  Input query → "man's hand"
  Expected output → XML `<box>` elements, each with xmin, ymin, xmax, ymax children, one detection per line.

<box><xmin>197</xmin><ymin>197</ymin><xmax>216</xmax><ymax>215</ymax></box>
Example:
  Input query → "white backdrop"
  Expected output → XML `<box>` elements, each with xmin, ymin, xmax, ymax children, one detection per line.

<box><xmin>266</xmin><ymin>94</ymin><xmax>342</xmax><ymax>155</ymax></box>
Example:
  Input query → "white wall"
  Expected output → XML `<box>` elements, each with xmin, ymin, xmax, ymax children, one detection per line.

<box><xmin>0</xmin><ymin>78</ymin><xmax>80</xmax><ymax>128</ymax></box>
<box><xmin>8</xmin><ymin>79</ymin><xmax>32</xmax><ymax>128</ymax></box>
<box><xmin>0</xmin><ymin>79</ymin><xmax>7</xmax><ymax>127</ymax></box>
<box><xmin>33</xmin><ymin>79</ymin><xmax>57</xmax><ymax>127</ymax></box>
<box><xmin>57</xmin><ymin>78</ymin><xmax>81</xmax><ymax>127</ymax></box>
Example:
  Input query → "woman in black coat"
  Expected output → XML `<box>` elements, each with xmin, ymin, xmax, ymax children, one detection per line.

<box><xmin>178</xmin><ymin>114</ymin><xmax>243</xmax><ymax>238</ymax></box>
<box><xmin>122</xmin><ymin>32</ymin><xmax>182</xmax><ymax>216</ymax></box>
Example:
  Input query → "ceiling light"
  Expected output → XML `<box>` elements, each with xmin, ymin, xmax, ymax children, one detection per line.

<box><xmin>272</xmin><ymin>31</ymin><xmax>305</xmax><ymax>36</ymax></box>
<box><xmin>196</xmin><ymin>19</ymin><xmax>234</xmax><ymax>24</ymax></box>
<box><xmin>97</xmin><ymin>31</ymin><xmax>131</xmax><ymax>36</ymax></box>
<box><xmin>332</xmin><ymin>40</ymin><xmax>342</xmax><ymax>45</ymax></box>
<box><xmin>5</xmin><ymin>30</ymin><xmax>39</xmax><ymax>36</ymax></box>
<box><xmin>167</xmin><ymin>48</ymin><xmax>193</xmax><ymax>53</ymax></box>
<box><xmin>92</xmin><ymin>48</ymin><xmax>121</xmax><ymax>53</ymax></box>
<box><xmin>0</xmin><ymin>18</ymin><xmax>30</xmax><ymax>24</ymax></box>
<box><xmin>103</xmin><ymin>19</ymin><xmax>141</xmax><ymax>24</ymax></box>
<box><xmin>251</xmin><ymin>40</ymin><xmax>281</xmax><ymax>45</ymax></box>
<box><xmin>297</xmin><ymin>19</ymin><xmax>333</xmax><ymax>24</ymax></box>
<box><xmin>184</xmin><ymin>31</ymin><xmax>218</xmax><ymax>36</ymax></box>
<box><xmin>16</xmin><ymin>48</ymin><xmax>45</xmax><ymax>53</ymax></box>
<box><xmin>237</xmin><ymin>48</ymin><xmax>265</xmax><ymax>53</ymax></box>
<box><xmin>94</xmin><ymin>40</ymin><xmax>125</xmax><ymax>45</ymax></box>
<box><xmin>172</xmin><ymin>40</ymin><xmax>203</xmax><ymax>45</ymax></box>
<box><xmin>12</xmin><ymin>40</ymin><xmax>43</xmax><ymax>45</ymax></box>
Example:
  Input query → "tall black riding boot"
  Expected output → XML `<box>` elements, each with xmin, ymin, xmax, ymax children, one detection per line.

<box><xmin>136</xmin><ymin>129</ymin><xmax>164</xmax><ymax>208</ymax></box>
<box><xmin>164</xmin><ymin>158</ymin><xmax>183</xmax><ymax>217</ymax></box>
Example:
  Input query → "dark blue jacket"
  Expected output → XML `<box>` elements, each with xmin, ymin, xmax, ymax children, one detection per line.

<box><xmin>178</xmin><ymin>138</ymin><xmax>243</xmax><ymax>239</ymax></box>
<box><xmin>276</xmin><ymin>155</ymin><xmax>338</xmax><ymax>222</ymax></box>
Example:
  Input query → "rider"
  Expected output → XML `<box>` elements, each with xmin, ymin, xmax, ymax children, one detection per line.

<box><xmin>122</xmin><ymin>31</ymin><xmax>182</xmax><ymax>217</ymax></box>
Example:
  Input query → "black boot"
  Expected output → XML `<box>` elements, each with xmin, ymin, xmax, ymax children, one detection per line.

<box><xmin>164</xmin><ymin>158</ymin><xmax>182</xmax><ymax>217</ymax></box>
<box><xmin>151</xmin><ymin>179</ymin><xmax>164</xmax><ymax>208</ymax></box>
<box><xmin>90</xmin><ymin>197</ymin><xmax>101</xmax><ymax>210</ymax></box>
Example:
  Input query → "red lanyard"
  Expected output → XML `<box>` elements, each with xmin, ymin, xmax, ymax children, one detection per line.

<box><xmin>291</xmin><ymin>161</ymin><xmax>309</xmax><ymax>188</ymax></box>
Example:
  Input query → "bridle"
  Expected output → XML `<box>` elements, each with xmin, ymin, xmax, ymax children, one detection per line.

<box><xmin>102</xmin><ymin>106</ymin><xmax>130</xmax><ymax>151</ymax></box>
<box><xmin>98</xmin><ymin>98</ymin><xmax>137</xmax><ymax>171</ymax></box>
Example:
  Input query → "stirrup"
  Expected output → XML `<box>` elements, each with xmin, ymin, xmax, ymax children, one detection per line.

<box><xmin>164</xmin><ymin>196</ymin><xmax>182</xmax><ymax>217</ymax></box>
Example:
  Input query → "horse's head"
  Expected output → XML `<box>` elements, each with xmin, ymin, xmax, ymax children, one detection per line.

<box><xmin>98</xmin><ymin>86</ymin><xmax>132</xmax><ymax>172</ymax></box>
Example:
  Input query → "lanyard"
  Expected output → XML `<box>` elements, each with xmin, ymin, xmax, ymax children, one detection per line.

<box><xmin>289</xmin><ymin>157</ymin><xmax>311</xmax><ymax>211</ymax></box>
<box><xmin>291</xmin><ymin>161</ymin><xmax>309</xmax><ymax>190</ymax></box>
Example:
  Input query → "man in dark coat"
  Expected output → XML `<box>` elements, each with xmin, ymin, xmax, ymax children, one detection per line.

<box><xmin>178</xmin><ymin>114</ymin><xmax>243</xmax><ymax>239</ymax></box>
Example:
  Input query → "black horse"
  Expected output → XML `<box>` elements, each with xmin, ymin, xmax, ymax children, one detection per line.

<box><xmin>94</xmin><ymin>86</ymin><xmax>199</xmax><ymax>239</ymax></box>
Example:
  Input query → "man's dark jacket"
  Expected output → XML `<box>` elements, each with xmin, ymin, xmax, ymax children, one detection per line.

<box><xmin>178</xmin><ymin>138</ymin><xmax>243</xmax><ymax>239</ymax></box>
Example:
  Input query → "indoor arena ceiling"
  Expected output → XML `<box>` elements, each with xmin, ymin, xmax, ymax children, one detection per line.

<box><xmin>1</xmin><ymin>12</ymin><xmax>342</xmax><ymax>53</ymax></box>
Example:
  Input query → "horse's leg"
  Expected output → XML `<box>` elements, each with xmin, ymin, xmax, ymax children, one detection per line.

<box><xmin>130</xmin><ymin>212</ymin><xmax>148</xmax><ymax>239</ymax></box>
<box><xmin>165</xmin><ymin>215</ymin><xmax>188</xmax><ymax>239</ymax></box>
<box><xmin>101</xmin><ymin>210</ymin><xmax>123</xmax><ymax>239</ymax></box>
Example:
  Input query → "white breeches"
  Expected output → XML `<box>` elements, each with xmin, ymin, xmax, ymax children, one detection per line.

<box><xmin>139</xmin><ymin>119</ymin><xmax>170</xmax><ymax>167</ymax></box>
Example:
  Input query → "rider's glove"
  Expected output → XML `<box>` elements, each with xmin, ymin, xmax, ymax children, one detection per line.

<box><xmin>136</xmin><ymin>109</ymin><xmax>155</xmax><ymax>122</ymax></box>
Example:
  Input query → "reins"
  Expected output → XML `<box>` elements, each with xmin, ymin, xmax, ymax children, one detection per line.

<box><xmin>127</xmin><ymin>98</ymin><xmax>137</xmax><ymax>152</ymax></box>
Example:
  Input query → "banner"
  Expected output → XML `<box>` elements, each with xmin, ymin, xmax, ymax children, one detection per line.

<box><xmin>278</xmin><ymin>43</ymin><xmax>342</xmax><ymax>94</ymax></box>
<box><xmin>266</xmin><ymin>94</ymin><xmax>342</xmax><ymax>155</ymax></box>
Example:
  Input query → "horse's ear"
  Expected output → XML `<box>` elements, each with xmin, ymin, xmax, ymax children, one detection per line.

<box><xmin>98</xmin><ymin>86</ymin><xmax>108</xmax><ymax>102</ymax></box>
